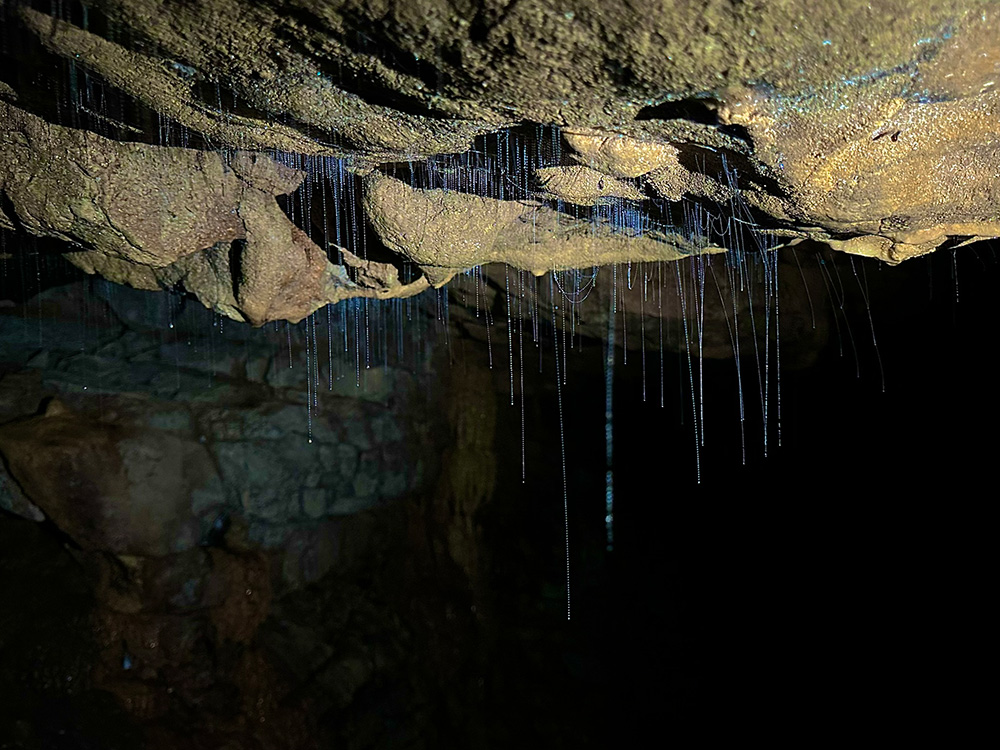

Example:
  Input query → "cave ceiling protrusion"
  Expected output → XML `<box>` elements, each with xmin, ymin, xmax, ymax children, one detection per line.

<box><xmin>1</xmin><ymin>0</ymin><xmax>998</xmax><ymax>325</ymax></box>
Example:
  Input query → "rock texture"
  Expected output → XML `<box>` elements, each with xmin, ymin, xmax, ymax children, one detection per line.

<box><xmin>2</xmin><ymin>1</ymin><xmax>997</xmax><ymax>324</ymax></box>
<box><xmin>0</xmin><ymin>102</ymin><xmax>428</xmax><ymax>324</ymax></box>
<box><xmin>0</xmin><ymin>277</ymin><xmax>442</xmax><ymax>585</ymax></box>
<box><xmin>0</xmin><ymin>266</ymin><xmax>595</xmax><ymax>750</ymax></box>
<box><xmin>5</xmin><ymin>4</ymin><xmax>997</xmax><ymax>746</ymax></box>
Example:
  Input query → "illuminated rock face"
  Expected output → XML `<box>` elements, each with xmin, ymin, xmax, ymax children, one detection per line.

<box><xmin>2</xmin><ymin>1</ymin><xmax>998</xmax><ymax>325</ymax></box>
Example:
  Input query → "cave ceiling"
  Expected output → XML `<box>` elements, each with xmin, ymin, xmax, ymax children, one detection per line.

<box><xmin>1</xmin><ymin>0</ymin><xmax>998</xmax><ymax>326</ymax></box>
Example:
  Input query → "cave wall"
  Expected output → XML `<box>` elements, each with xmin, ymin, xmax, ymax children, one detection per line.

<box><xmin>1</xmin><ymin>1</ymin><xmax>998</xmax><ymax>746</ymax></box>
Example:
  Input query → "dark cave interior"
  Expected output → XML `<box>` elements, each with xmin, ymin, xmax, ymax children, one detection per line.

<box><xmin>1</xmin><ymin>0</ymin><xmax>997</xmax><ymax>745</ymax></box>
<box><xmin>1</xmin><ymin>234</ymin><xmax>995</xmax><ymax>747</ymax></box>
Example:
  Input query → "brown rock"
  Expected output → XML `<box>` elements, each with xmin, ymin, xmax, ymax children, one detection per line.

<box><xmin>0</xmin><ymin>400</ymin><xmax>219</xmax><ymax>556</ymax></box>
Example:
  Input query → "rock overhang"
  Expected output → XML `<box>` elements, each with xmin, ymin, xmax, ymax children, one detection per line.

<box><xmin>0</xmin><ymin>0</ymin><xmax>996</xmax><ymax>326</ymax></box>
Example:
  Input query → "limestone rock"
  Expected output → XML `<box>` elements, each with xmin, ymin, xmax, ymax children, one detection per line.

<box><xmin>536</xmin><ymin>165</ymin><xmax>646</xmax><ymax>204</ymax></box>
<box><xmin>2</xmin><ymin>0</ymin><xmax>1000</xmax><ymax>319</ymax></box>
<box><xmin>563</xmin><ymin>130</ymin><xmax>681</xmax><ymax>178</ymax></box>
<box><xmin>0</xmin><ymin>400</ymin><xmax>221</xmax><ymax>556</ymax></box>
<box><xmin>0</xmin><ymin>103</ymin><xmax>427</xmax><ymax>324</ymax></box>
<box><xmin>364</xmin><ymin>171</ymin><xmax>722</xmax><ymax>286</ymax></box>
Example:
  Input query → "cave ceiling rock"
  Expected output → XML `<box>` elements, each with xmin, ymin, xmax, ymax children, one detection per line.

<box><xmin>121</xmin><ymin>0</ymin><xmax>984</xmax><ymax>132</ymax></box>
<box><xmin>536</xmin><ymin>164</ymin><xmax>647</xmax><ymax>204</ymax></box>
<box><xmin>716</xmin><ymin>8</ymin><xmax>1000</xmax><ymax>264</ymax></box>
<box><xmin>2</xmin><ymin>0</ymin><xmax>1000</xmax><ymax>323</ymax></box>
<box><xmin>720</xmin><ymin>80</ymin><xmax>1000</xmax><ymax>263</ymax></box>
<box><xmin>363</xmin><ymin>169</ymin><xmax>725</xmax><ymax>288</ymax></box>
<box><xmin>18</xmin><ymin>6</ymin><xmax>329</xmax><ymax>157</ymax></box>
<box><xmin>558</xmin><ymin>127</ymin><xmax>755</xmax><ymax>209</ymax></box>
<box><xmin>17</xmin><ymin>2</ymin><xmax>504</xmax><ymax>160</ymax></box>
<box><xmin>0</xmin><ymin>101</ymin><xmax>427</xmax><ymax>324</ymax></box>
<box><xmin>563</xmin><ymin>128</ymin><xmax>684</xmax><ymax>178</ymax></box>
<box><xmin>0</xmin><ymin>100</ymin><xmax>243</xmax><ymax>269</ymax></box>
